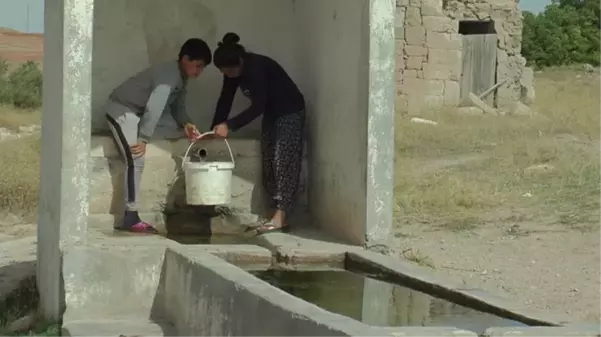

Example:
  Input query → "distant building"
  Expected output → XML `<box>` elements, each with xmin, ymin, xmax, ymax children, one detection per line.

<box><xmin>395</xmin><ymin>0</ymin><xmax>534</xmax><ymax>114</ymax></box>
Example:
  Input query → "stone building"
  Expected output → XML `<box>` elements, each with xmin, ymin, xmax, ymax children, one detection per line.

<box><xmin>395</xmin><ymin>0</ymin><xmax>534</xmax><ymax>114</ymax></box>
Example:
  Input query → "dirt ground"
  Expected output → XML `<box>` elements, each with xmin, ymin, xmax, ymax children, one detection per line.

<box><xmin>393</xmin><ymin>68</ymin><xmax>600</xmax><ymax>324</ymax></box>
<box><xmin>394</xmin><ymin>210</ymin><xmax>600</xmax><ymax>323</ymax></box>
<box><xmin>0</xmin><ymin>28</ymin><xmax>43</xmax><ymax>65</ymax></box>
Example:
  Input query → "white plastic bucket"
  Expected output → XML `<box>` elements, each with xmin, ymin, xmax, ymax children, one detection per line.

<box><xmin>182</xmin><ymin>133</ymin><xmax>235</xmax><ymax>205</ymax></box>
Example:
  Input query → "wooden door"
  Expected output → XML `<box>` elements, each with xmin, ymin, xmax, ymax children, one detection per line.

<box><xmin>460</xmin><ymin>34</ymin><xmax>498</xmax><ymax>107</ymax></box>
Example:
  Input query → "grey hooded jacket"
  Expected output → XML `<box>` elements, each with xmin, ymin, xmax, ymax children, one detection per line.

<box><xmin>107</xmin><ymin>60</ymin><xmax>192</xmax><ymax>142</ymax></box>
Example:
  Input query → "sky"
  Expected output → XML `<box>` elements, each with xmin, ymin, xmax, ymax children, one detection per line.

<box><xmin>520</xmin><ymin>0</ymin><xmax>552</xmax><ymax>13</ymax></box>
<box><xmin>0</xmin><ymin>0</ymin><xmax>551</xmax><ymax>34</ymax></box>
<box><xmin>0</xmin><ymin>0</ymin><xmax>43</xmax><ymax>33</ymax></box>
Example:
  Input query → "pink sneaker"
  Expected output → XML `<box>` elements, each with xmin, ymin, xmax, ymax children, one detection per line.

<box><xmin>127</xmin><ymin>222</ymin><xmax>159</xmax><ymax>234</ymax></box>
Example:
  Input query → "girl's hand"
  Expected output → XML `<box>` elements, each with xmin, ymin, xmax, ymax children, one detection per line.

<box><xmin>213</xmin><ymin>123</ymin><xmax>229</xmax><ymax>138</ymax></box>
<box><xmin>130</xmin><ymin>142</ymin><xmax>147</xmax><ymax>157</ymax></box>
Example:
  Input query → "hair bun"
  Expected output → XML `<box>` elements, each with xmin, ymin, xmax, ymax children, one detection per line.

<box><xmin>221</xmin><ymin>32</ymin><xmax>240</xmax><ymax>45</ymax></box>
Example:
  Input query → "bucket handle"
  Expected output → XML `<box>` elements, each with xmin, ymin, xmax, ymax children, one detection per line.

<box><xmin>182</xmin><ymin>131</ymin><xmax>235</xmax><ymax>171</ymax></box>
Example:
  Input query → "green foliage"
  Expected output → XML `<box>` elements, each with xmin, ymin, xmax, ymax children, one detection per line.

<box><xmin>522</xmin><ymin>0</ymin><xmax>600</xmax><ymax>68</ymax></box>
<box><xmin>0</xmin><ymin>59</ymin><xmax>11</xmax><ymax>104</ymax></box>
<box><xmin>0</xmin><ymin>59</ymin><xmax>43</xmax><ymax>109</ymax></box>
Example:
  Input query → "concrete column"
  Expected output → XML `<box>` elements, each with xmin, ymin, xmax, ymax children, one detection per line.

<box><xmin>365</xmin><ymin>0</ymin><xmax>396</xmax><ymax>244</ymax></box>
<box><xmin>37</xmin><ymin>0</ymin><xmax>94</xmax><ymax>320</ymax></box>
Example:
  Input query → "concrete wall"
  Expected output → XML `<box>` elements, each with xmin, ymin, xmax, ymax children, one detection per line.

<box><xmin>88</xmin><ymin>137</ymin><xmax>276</xmax><ymax>228</ymax></box>
<box><xmin>89</xmin><ymin>0</ymin><xmax>309</xmax><ymax>223</ymax></box>
<box><xmin>91</xmin><ymin>0</ymin><xmax>299</xmax><ymax>138</ymax></box>
<box><xmin>88</xmin><ymin>0</ymin><xmax>394</xmax><ymax>245</ymax></box>
<box><xmin>62</xmin><ymin>246</ymin><xmax>166</xmax><ymax>322</ymax></box>
<box><xmin>295</xmin><ymin>0</ymin><xmax>375</xmax><ymax>245</ymax></box>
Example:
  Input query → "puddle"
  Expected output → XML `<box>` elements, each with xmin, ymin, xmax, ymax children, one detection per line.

<box><xmin>166</xmin><ymin>233</ymin><xmax>251</xmax><ymax>245</ymax></box>
<box><xmin>251</xmin><ymin>269</ymin><xmax>528</xmax><ymax>334</ymax></box>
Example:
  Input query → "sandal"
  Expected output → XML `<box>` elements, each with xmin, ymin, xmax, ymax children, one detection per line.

<box><xmin>243</xmin><ymin>218</ymin><xmax>271</xmax><ymax>232</ymax></box>
<box><xmin>254</xmin><ymin>222</ymin><xmax>290</xmax><ymax>236</ymax></box>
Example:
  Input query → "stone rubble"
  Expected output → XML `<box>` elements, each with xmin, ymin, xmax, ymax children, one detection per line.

<box><xmin>0</xmin><ymin>124</ymin><xmax>40</xmax><ymax>141</ymax></box>
<box><xmin>395</xmin><ymin>0</ymin><xmax>536</xmax><ymax>114</ymax></box>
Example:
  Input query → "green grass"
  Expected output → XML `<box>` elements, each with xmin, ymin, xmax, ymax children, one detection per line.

<box><xmin>0</xmin><ymin>277</ymin><xmax>59</xmax><ymax>336</ymax></box>
<box><xmin>0</xmin><ymin>105</ymin><xmax>40</xmax><ymax>130</ymax></box>
<box><xmin>0</xmin><ymin>133</ymin><xmax>40</xmax><ymax>217</ymax></box>
<box><xmin>7</xmin><ymin>324</ymin><xmax>60</xmax><ymax>337</ymax></box>
<box><xmin>0</xmin><ymin>278</ymin><xmax>37</xmax><ymax>328</ymax></box>
<box><xmin>395</xmin><ymin>67</ymin><xmax>600</xmax><ymax>231</ymax></box>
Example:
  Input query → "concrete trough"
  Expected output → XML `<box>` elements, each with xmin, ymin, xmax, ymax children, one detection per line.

<box><xmin>152</xmin><ymin>245</ymin><xmax>479</xmax><ymax>336</ymax></box>
<box><xmin>345</xmin><ymin>249</ymin><xmax>571</xmax><ymax>327</ymax></box>
<box><xmin>59</xmin><ymin>231</ymin><xmax>583</xmax><ymax>336</ymax></box>
<box><xmin>252</xmin><ymin>232</ymin><xmax>576</xmax><ymax>329</ymax></box>
<box><xmin>59</xmin><ymin>241</ymin><xmax>474</xmax><ymax>336</ymax></box>
<box><xmin>64</xmin><ymin>243</ymin><xmax>524</xmax><ymax>336</ymax></box>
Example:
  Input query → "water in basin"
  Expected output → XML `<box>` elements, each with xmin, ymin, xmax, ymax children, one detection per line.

<box><xmin>251</xmin><ymin>269</ymin><xmax>528</xmax><ymax>334</ymax></box>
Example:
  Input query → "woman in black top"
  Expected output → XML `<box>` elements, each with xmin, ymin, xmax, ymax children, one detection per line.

<box><xmin>210</xmin><ymin>32</ymin><xmax>305</xmax><ymax>235</ymax></box>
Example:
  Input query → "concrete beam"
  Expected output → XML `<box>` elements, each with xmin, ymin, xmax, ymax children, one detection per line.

<box><xmin>365</xmin><ymin>0</ymin><xmax>396</xmax><ymax>244</ymax></box>
<box><xmin>37</xmin><ymin>0</ymin><xmax>94</xmax><ymax>320</ymax></box>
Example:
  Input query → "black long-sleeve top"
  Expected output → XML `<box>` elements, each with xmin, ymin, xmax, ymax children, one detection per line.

<box><xmin>210</xmin><ymin>52</ymin><xmax>305</xmax><ymax>131</ymax></box>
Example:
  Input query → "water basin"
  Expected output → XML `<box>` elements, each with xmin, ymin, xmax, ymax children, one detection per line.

<box><xmin>251</xmin><ymin>269</ymin><xmax>528</xmax><ymax>334</ymax></box>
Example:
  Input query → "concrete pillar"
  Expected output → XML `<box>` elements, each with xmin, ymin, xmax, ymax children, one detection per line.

<box><xmin>365</xmin><ymin>0</ymin><xmax>396</xmax><ymax>245</ymax></box>
<box><xmin>301</xmin><ymin>0</ymin><xmax>396</xmax><ymax>246</ymax></box>
<box><xmin>37</xmin><ymin>0</ymin><xmax>94</xmax><ymax>320</ymax></box>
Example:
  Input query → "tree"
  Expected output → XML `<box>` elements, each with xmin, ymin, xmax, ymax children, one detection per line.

<box><xmin>521</xmin><ymin>0</ymin><xmax>600</xmax><ymax>68</ymax></box>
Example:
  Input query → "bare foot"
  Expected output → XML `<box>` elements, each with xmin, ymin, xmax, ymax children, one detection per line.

<box><xmin>270</xmin><ymin>210</ymin><xmax>286</xmax><ymax>228</ymax></box>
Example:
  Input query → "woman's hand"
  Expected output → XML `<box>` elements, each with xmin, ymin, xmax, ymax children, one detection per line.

<box><xmin>184</xmin><ymin>123</ymin><xmax>201</xmax><ymax>141</ymax></box>
<box><xmin>213</xmin><ymin>123</ymin><xmax>229</xmax><ymax>138</ymax></box>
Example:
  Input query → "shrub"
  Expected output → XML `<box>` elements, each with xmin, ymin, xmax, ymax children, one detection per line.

<box><xmin>522</xmin><ymin>0</ymin><xmax>600</xmax><ymax>68</ymax></box>
<box><xmin>7</xmin><ymin>61</ymin><xmax>42</xmax><ymax>109</ymax></box>
<box><xmin>0</xmin><ymin>59</ymin><xmax>10</xmax><ymax>104</ymax></box>
<box><xmin>0</xmin><ymin>59</ymin><xmax>43</xmax><ymax>109</ymax></box>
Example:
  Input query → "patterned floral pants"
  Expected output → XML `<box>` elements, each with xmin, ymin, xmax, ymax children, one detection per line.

<box><xmin>261</xmin><ymin>109</ymin><xmax>305</xmax><ymax>214</ymax></box>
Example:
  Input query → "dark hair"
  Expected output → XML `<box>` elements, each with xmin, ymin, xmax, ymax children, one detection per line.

<box><xmin>213</xmin><ymin>32</ymin><xmax>246</xmax><ymax>68</ymax></box>
<box><xmin>179</xmin><ymin>38</ymin><xmax>212</xmax><ymax>65</ymax></box>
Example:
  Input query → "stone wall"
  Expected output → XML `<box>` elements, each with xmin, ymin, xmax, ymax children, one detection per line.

<box><xmin>395</xmin><ymin>0</ymin><xmax>534</xmax><ymax>114</ymax></box>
